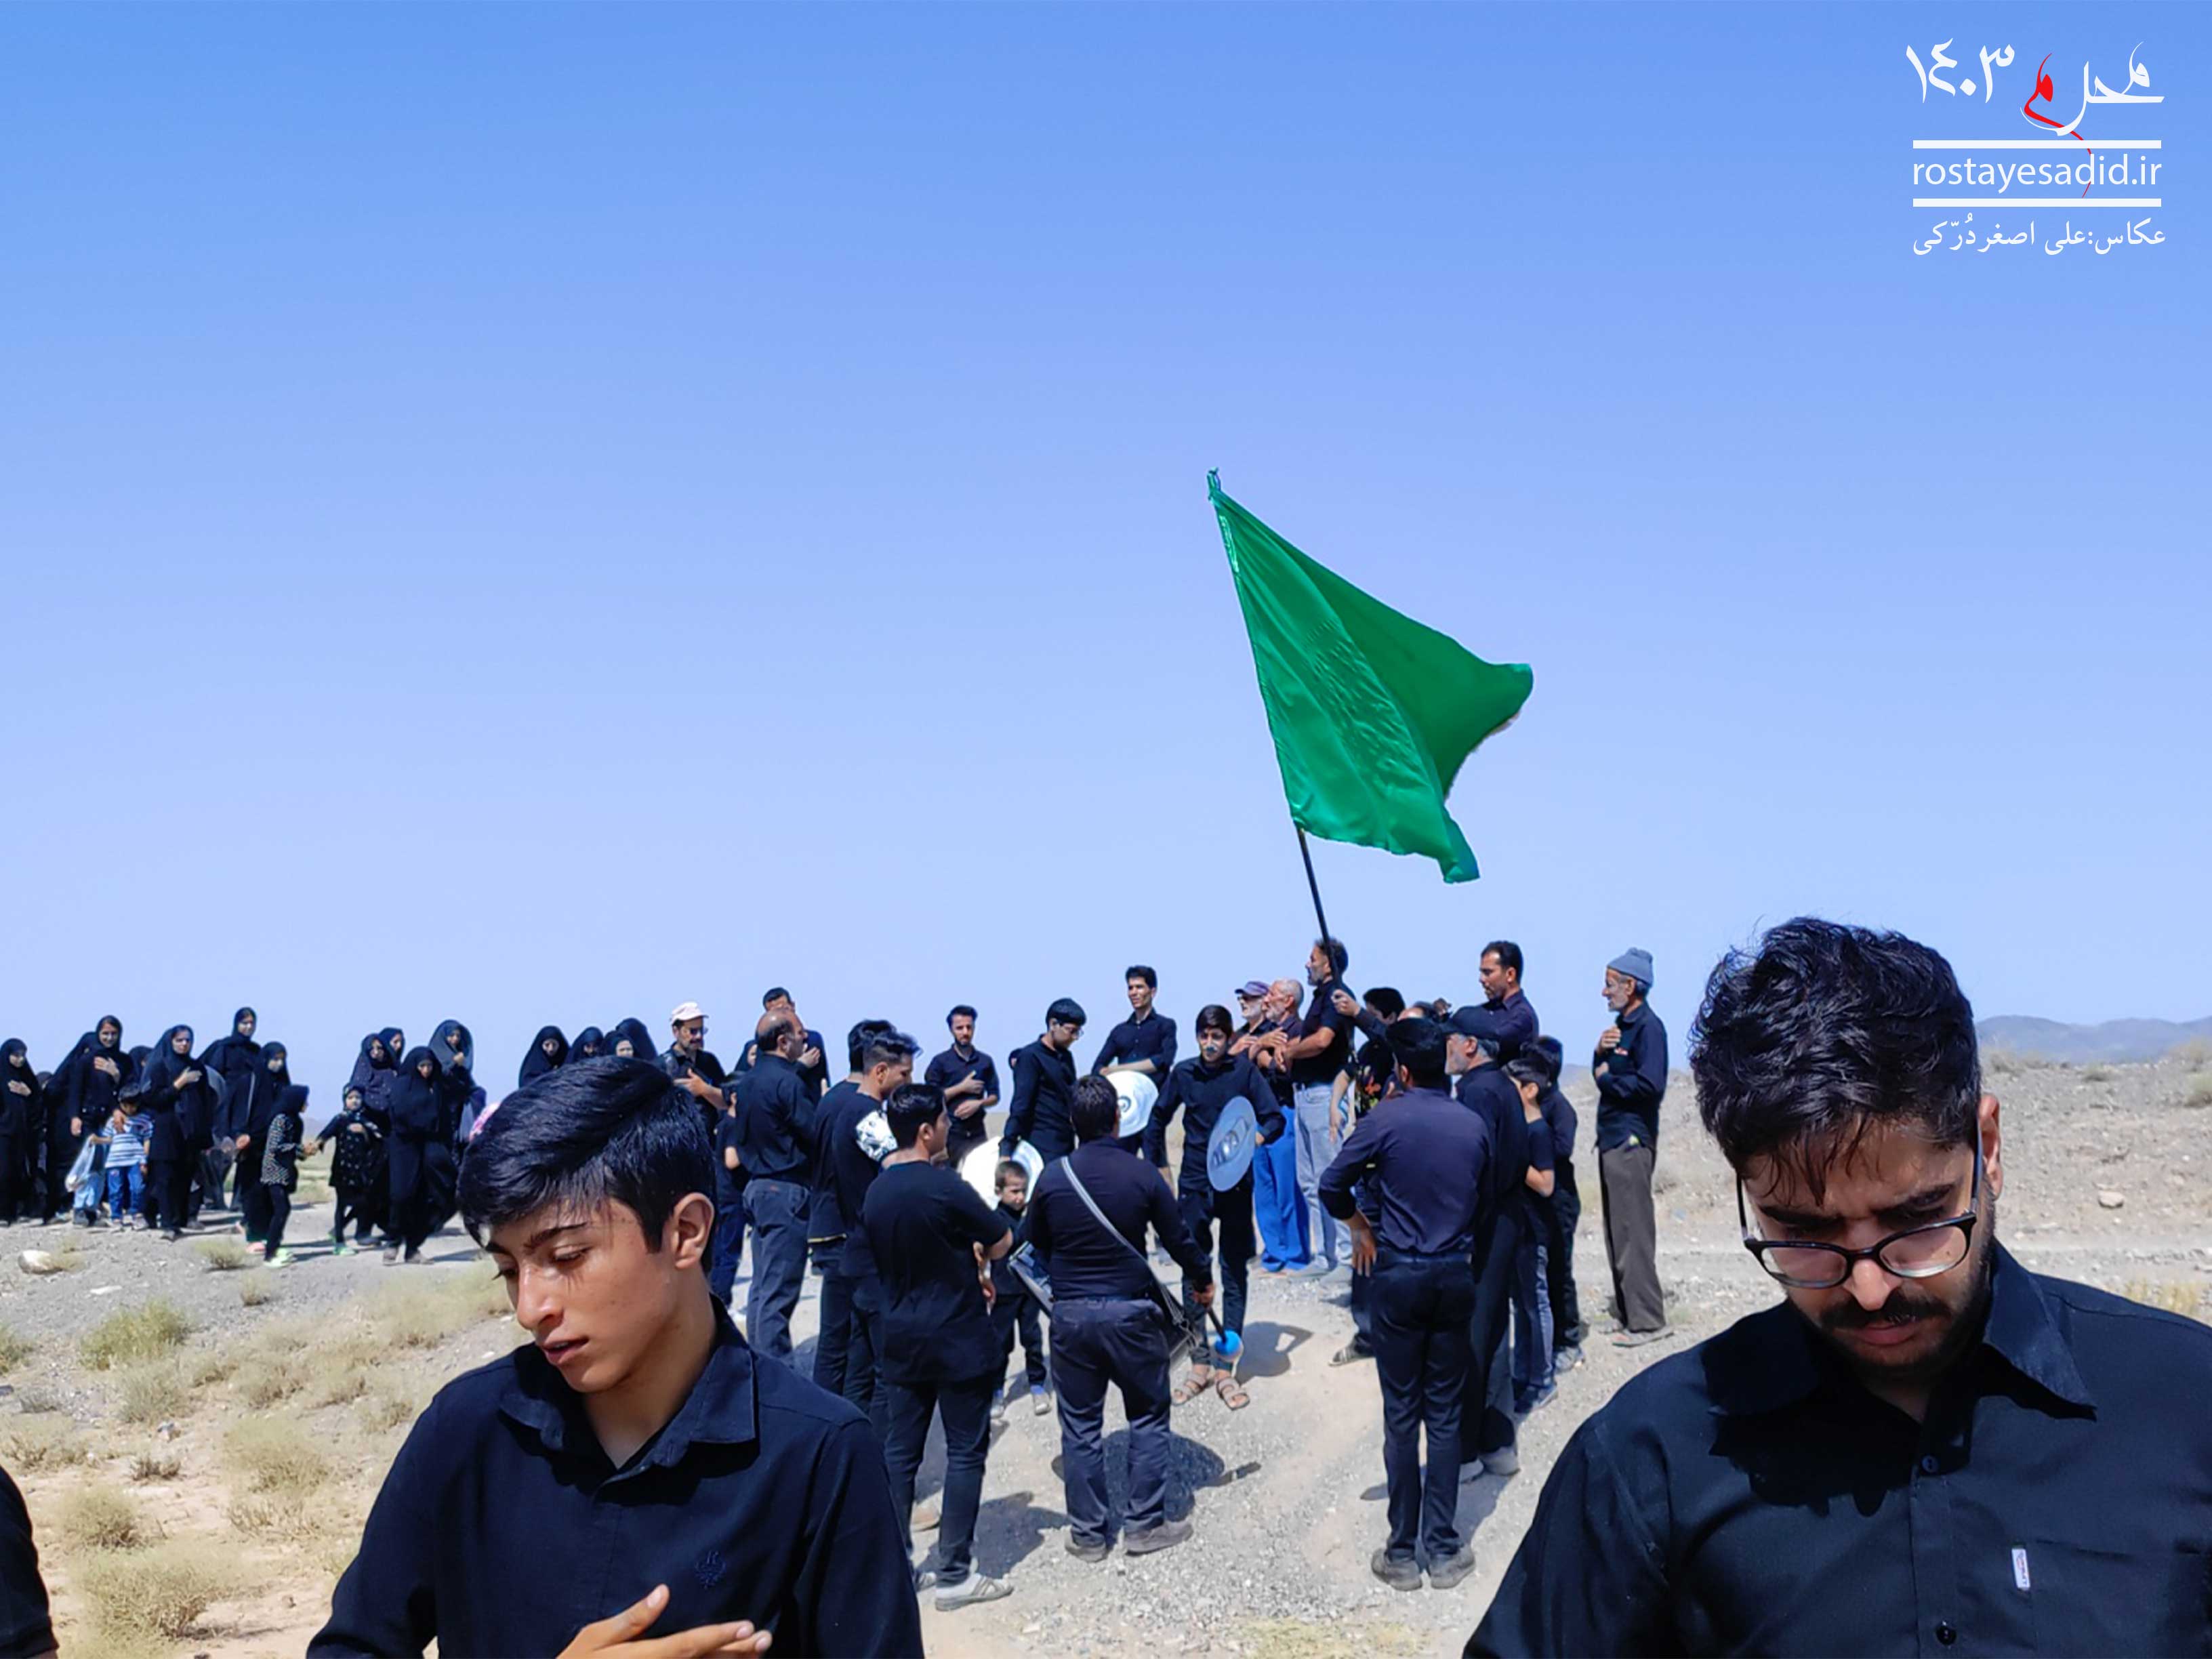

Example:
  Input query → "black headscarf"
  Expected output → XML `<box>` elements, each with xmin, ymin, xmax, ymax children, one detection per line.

<box><xmin>202</xmin><ymin>1008</ymin><xmax>263</xmax><ymax>1094</ymax></box>
<box><xmin>146</xmin><ymin>1025</ymin><xmax>219</xmax><ymax>1154</ymax></box>
<box><xmin>348</xmin><ymin>1031</ymin><xmax>396</xmax><ymax>1096</ymax></box>
<box><xmin>380</xmin><ymin>1027</ymin><xmax>406</xmax><ymax>1061</ymax></box>
<box><xmin>518</xmin><ymin>1025</ymin><xmax>569</xmax><ymax>1088</ymax></box>
<box><xmin>245</xmin><ymin>1051</ymin><xmax>293</xmax><ymax>1151</ymax></box>
<box><xmin>430</xmin><ymin>1020</ymin><xmax>475</xmax><ymax>1076</ymax></box>
<box><xmin>388</xmin><ymin>1047</ymin><xmax>442</xmax><ymax>1141</ymax></box>
<box><xmin>609</xmin><ymin>1018</ymin><xmax>657</xmax><ymax>1062</ymax></box>
<box><xmin>569</xmin><ymin>1026</ymin><xmax>606</xmax><ymax>1063</ymax></box>
<box><xmin>0</xmin><ymin>1041</ymin><xmax>39</xmax><ymax>1140</ymax></box>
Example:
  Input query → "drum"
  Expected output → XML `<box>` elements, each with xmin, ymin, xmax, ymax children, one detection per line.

<box><xmin>1206</xmin><ymin>1097</ymin><xmax>1261</xmax><ymax>1191</ymax></box>
<box><xmin>961</xmin><ymin>1136</ymin><xmax>1043</xmax><ymax>1202</ymax></box>
<box><xmin>1113</xmin><ymin>1072</ymin><xmax>1159</xmax><ymax>1139</ymax></box>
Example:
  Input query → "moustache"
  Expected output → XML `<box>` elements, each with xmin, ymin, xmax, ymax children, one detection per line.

<box><xmin>1822</xmin><ymin>1288</ymin><xmax>1949</xmax><ymax>1332</ymax></box>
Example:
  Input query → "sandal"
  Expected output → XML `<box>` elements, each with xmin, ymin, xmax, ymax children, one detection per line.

<box><xmin>1172</xmin><ymin>1367</ymin><xmax>1216</xmax><ymax>1406</ymax></box>
<box><xmin>1213</xmin><ymin>1374</ymin><xmax>1250</xmax><ymax>1411</ymax></box>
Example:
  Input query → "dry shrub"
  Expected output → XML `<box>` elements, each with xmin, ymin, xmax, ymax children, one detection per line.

<box><xmin>128</xmin><ymin>1449</ymin><xmax>182</xmax><ymax>1483</ymax></box>
<box><xmin>74</xmin><ymin>1539</ymin><xmax>240</xmax><ymax>1643</ymax></box>
<box><xmin>2122</xmin><ymin>1279</ymin><xmax>2209</xmax><ymax>1322</ymax></box>
<box><xmin>2079</xmin><ymin>1064</ymin><xmax>2114</xmax><ymax>1083</ymax></box>
<box><xmin>240</xmin><ymin>1276</ymin><xmax>276</xmax><ymax>1307</ymax></box>
<box><xmin>81</xmin><ymin>1300</ymin><xmax>194</xmax><ymax>1371</ymax></box>
<box><xmin>188</xmin><ymin>1348</ymin><xmax>238</xmax><ymax>1388</ymax></box>
<box><xmin>310</xmin><ymin>1361</ymin><xmax>371</xmax><ymax>1407</ymax></box>
<box><xmin>224</xmin><ymin>1417</ymin><xmax>330</xmax><ymax>1496</ymax></box>
<box><xmin>58</xmin><ymin>1483</ymin><xmax>144</xmax><ymax>1551</ymax></box>
<box><xmin>115</xmin><ymin>1361</ymin><xmax>191</xmax><ymax>1426</ymax></box>
<box><xmin>0</xmin><ymin>1325</ymin><xmax>33</xmax><ymax>1374</ymax></box>
<box><xmin>2185</xmin><ymin>1075</ymin><xmax>2212</xmax><ymax>1109</ymax></box>
<box><xmin>228</xmin><ymin>1492</ymin><xmax>311</xmax><ymax>1538</ymax></box>
<box><xmin>2169</xmin><ymin>1037</ymin><xmax>2212</xmax><ymax>1069</ymax></box>
<box><xmin>0</xmin><ymin>1417</ymin><xmax>82</xmax><ymax>1473</ymax></box>
<box><xmin>360</xmin><ymin>1391</ymin><xmax>418</xmax><ymax>1432</ymax></box>
<box><xmin>10</xmin><ymin>1382</ymin><xmax>64</xmax><ymax>1415</ymax></box>
<box><xmin>194</xmin><ymin>1237</ymin><xmax>254</xmax><ymax>1272</ymax></box>
<box><xmin>240</xmin><ymin>1353</ymin><xmax>311</xmax><ymax>1410</ymax></box>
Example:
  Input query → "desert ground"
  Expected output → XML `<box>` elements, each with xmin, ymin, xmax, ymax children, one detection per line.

<box><xmin>5</xmin><ymin>1049</ymin><xmax>2207</xmax><ymax>1658</ymax></box>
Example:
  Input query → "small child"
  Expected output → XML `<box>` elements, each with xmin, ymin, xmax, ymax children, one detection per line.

<box><xmin>316</xmin><ymin>1086</ymin><xmax>385</xmax><ymax>1255</ymax></box>
<box><xmin>989</xmin><ymin>1161</ymin><xmax>1049</xmax><ymax>1419</ymax></box>
<box><xmin>258</xmin><ymin>1086</ymin><xmax>306</xmax><ymax>1269</ymax></box>
<box><xmin>103</xmin><ymin>1103</ymin><xmax>153</xmax><ymax>1230</ymax></box>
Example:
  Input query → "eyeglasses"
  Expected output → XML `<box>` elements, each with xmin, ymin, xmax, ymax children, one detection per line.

<box><xmin>1737</xmin><ymin>1143</ymin><xmax>1982</xmax><ymax>1290</ymax></box>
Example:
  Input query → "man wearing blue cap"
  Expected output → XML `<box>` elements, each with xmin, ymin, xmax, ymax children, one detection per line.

<box><xmin>1596</xmin><ymin>949</ymin><xmax>1670</xmax><ymax>1346</ymax></box>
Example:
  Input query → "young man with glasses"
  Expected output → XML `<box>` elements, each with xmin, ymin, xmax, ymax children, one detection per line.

<box><xmin>1001</xmin><ymin>998</ymin><xmax>1086</xmax><ymax>1162</ymax></box>
<box><xmin>1469</xmin><ymin>918</ymin><xmax>2212</xmax><ymax>1657</ymax></box>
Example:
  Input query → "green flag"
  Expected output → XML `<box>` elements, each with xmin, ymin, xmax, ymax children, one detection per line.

<box><xmin>1208</xmin><ymin>472</ymin><xmax>1532</xmax><ymax>884</ymax></box>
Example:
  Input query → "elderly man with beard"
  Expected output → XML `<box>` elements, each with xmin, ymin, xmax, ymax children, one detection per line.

<box><xmin>1469</xmin><ymin>918</ymin><xmax>2212</xmax><ymax>1657</ymax></box>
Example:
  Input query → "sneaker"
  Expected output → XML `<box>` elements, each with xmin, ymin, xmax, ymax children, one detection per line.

<box><xmin>1065</xmin><ymin>1536</ymin><xmax>1111</xmax><ymax>1563</ymax></box>
<box><xmin>1427</xmin><ymin>1545</ymin><xmax>1477</xmax><ymax>1591</ymax></box>
<box><xmin>1370</xmin><ymin>1549</ymin><xmax>1423</xmax><ymax>1592</ymax></box>
<box><xmin>1329</xmin><ymin>1342</ymin><xmax>1372</xmax><ymax>1367</ymax></box>
<box><xmin>1031</xmin><ymin>1387</ymin><xmax>1050</xmax><ymax>1416</ymax></box>
<box><xmin>1552</xmin><ymin>1344</ymin><xmax>1584</xmax><ymax>1372</ymax></box>
<box><xmin>912</xmin><ymin>1498</ymin><xmax>941</xmax><ymax>1533</ymax></box>
<box><xmin>330</xmin><ymin>1242</ymin><xmax>352</xmax><ymax>1257</ymax></box>
<box><xmin>932</xmin><ymin>1574</ymin><xmax>1012</xmax><ymax>1610</ymax></box>
<box><xmin>1123</xmin><ymin>1518</ymin><xmax>1191</xmax><ymax>1557</ymax></box>
<box><xmin>990</xmin><ymin>1395</ymin><xmax>1008</xmax><ymax>1425</ymax></box>
<box><xmin>1613</xmin><ymin>1326</ymin><xmax>1673</xmax><ymax>1349</ymax></box>
<box><xmin>1288</xmin><ymin>1261</ymin><xmax>1332</xmax><ymax>1278</ymax></box>
<box><xmin>163</xmin><ymin>1229</ymin><xmax>183</xmax><ymax>1243</ymax></box>
<box><xmin>1481</xmin><ymin>1448</ymin><xmax>1520</xmax><ymax>1477</ymax></box>
<box><xmin>266</xmin><ymin>1249</ymin><xmax>294</xmax><ymax>1269</ymax></box>
<box><xmin>381</xmin><ymin>1246</ymin><xmax>400</xmax><ymax>1265</ymax></box>
<box><xmin>1523</xmin><ymin>1382</ymin><xmax>1557</xmax><ymax>1412</ymax></box>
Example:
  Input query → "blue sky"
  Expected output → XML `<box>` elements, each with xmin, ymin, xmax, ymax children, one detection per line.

<box><xmin>3</xmin><ymin>3</ymin><xmax>2204</xmax><ymax>1099</ymax></box>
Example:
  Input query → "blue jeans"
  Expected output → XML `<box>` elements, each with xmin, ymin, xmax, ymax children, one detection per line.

<box><xmin>1049</xmin><ymin>1298</ymin><xmax>1172</xmax><ymax>1546</ymax></box>
<box><xmin>709</xmin><ymin>1198</ymin><xmax>745</xmax><ymax>1303</ymax></box>
<box><xmin>743</xmin><ymin>1179</ymin><xmax>808</xmax><ymax>1361</ymax></box>
<box><xmin>1292</xmin><ymin>1084</ymin><xmax>1348</xmax><ymax>1268</ymax></box>
<box><xmin>1511</xmin><ymin>1235</ymin><xmax>1555</xmax><ymax>1401</ymax></box>
<box><xmin>1251</xmin><ymin>1118</ymin><xmax>1309</xmax><ymax>1269</ymax></box>
<box><xmin>105</xmin><ymin>1164</ymin><xmax>143</xmax><ymax>1217</ymax></box>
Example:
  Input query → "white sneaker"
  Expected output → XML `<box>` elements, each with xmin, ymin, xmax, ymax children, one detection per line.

<box><xmin>933</xmin><ymin>1574</ymin><xmax>1012</xmax><ymax>1610</ymax></box>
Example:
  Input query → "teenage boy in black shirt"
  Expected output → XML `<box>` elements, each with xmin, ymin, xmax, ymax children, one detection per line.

<box><xmin>863</xmin><ymin>1082</ymin><xmax>1015</xmax><ymax>1610</ymax></box>
<box><xmin>925</xmin><ymin>1005</ymin><xmax>1000</xmax><ymax>1168</ymax></box>
<box><xmin>1002</xmin><ymin>999</ymin><xmax>1085</xmax><ymax>1162</ymax></box>
<box><xmin>818</xmin><ymin>1025</ymin><xmax>912</xmax><ymax>1435</ymax></box>
<box><xmin>310</xmin><ymin>1054</ymin><xmax>919</xmax><ymax>1659</ymax></box>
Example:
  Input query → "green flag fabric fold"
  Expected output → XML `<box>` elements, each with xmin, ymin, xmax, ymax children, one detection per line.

<box><xmin>1208</xmin><ymin>471</ymin><xmax>1532</xmax><ymax>884</ymax></box>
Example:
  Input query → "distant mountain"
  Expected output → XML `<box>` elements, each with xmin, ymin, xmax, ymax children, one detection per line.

<box><xmin>1978</xmin><ymin>1014</ymin><xmax>2212</xmax><ymax>1063</ymax></box>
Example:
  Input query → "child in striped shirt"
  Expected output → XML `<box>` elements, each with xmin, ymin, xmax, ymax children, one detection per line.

<box><xmin>104</xmin><ymin>1104</ymin><xmax>153</xmax><ymax>1229</ymax></box>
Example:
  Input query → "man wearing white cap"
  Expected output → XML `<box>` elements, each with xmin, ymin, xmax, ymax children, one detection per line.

<box><xmin>1595</xmin><ymin>949</ymin><xmax>1670</xmax><ymax>1346</ymax></box>
<box><xmin>662</xmin><ymin>1002</ymin><xmax>728</xmax><ymax>1136</ymax></box>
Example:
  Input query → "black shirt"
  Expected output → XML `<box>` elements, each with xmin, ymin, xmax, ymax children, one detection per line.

<box><xmin>0</xmin><ymin>1466</ymin><xmax>54</xmax><ymax>1659</ymax></box>
<box><xmin>712</xmin><ymin>1113</ymin><xmax>744</xmax><ymax>1208</ymax></box>
<box><xmin>1023</xmin><ymin>1140</ymin><xmax>1211</xmax><ymax>1301</ymax></box>
<box><xmin>1002</xmin><ymin>1038</ymin><xmax>1079</xmax><ymax>1161</ymax></box>
<box><xmin>924</xmin><ymin>1044</ymin><xmax>999</xmax><ymax>1161</ymax></box>
<box><xmin>1470</xmin><ymin>1247</ymin><xmax>2212</xmax><ymax>1658</ymax></box>
<box><xmin>1593</xmin><ymin>1000</ymin><xmax>1668</xmax><ymax>1151</ymax></box>
<box><xmin>1458</xmin><ymin>987</ymin><xmax>1538</xmax><ymax>1063</ymax></box>
<box><xmin>310</xmin><ymin>1305</ymin><xmax>922</xmax><ymax>1659</ymax></box>
<box><xmin>1290</xmin><ymin>978</ymin><xmax>1354</xmax><ymax>1086</ymax></box>
<box><xmin>733</xmin><ymin>1053</ymin><xmax>815</xmax><ymax>1184</ymax></box>
<box><xmin>659</xmin><ymin>1045</ymin><xmax>728</xmax><ymax>1138</ymax></box>
<box><xmin>1090</xmin><ymin>1010</ymin><xmax>1178</xmax><ymax>1080</ymax></box>
<box><xmin>1538</xmin><ymin>1084</ymin><xmax>1578</xmax><ymax>1185</ymax></box>
<box><xmin>806</xmin><ymin>1079</ymin><xmax>858</xmax><ymax>1249</ymax></box>
<box><xmin>861</xmin><ymin>1161</ymin><xmax>1008</xmax><ymax>1384</ymax></box>
<box><xmin>1456</xmin><ymin>1065</ymin><xmax>1533</xmax><ymax>1226</ymax></box>
<box><xmin>1318</xmin><ymin>1086</ymin><xmax>1492</xmax><ymax>1258</ymax></box>
<box><xmin>1142</xmin><ymin>1053</ymin><xmax>1284</xmax><ymax>1189</ymax></box>
<box><xmin>825</xmin><ymin>1085</ymin><xmax>891</xmax><ymax>1280</ymax></box>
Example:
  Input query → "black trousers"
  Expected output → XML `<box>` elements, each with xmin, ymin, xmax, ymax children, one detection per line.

<box><xmin>40</xmin><ymin>1135</ymin><xmax>79</xmax><ymax>1221</ymax></box>
<box><xmin>1179</xmin><ymin>1180</ymin><xmax>1254</xmax><ymax>1357</ymax></box>
<box><xmin>844</xmin><ymin>1275</ymin><xmax>888</xmax><ymax>1439</ymax></box>
<box><xmin>1464</xmin><ymin>1208</ymin><xmax>1523</xmax><ymax>1457</ymax></box>
<box><xmin>263</xmin><ymin>1186</ymin><xmax>292</xmax><ymax>1255</ymax></box>
<box><xmin>238</xmin><ymin>1177</ymin><xmax>271</xmax><ymax>1242</ymax></box>
<box><xmin>331</xmin><ymin>1185</ymin><xmax>376</xmax><ymax>1242</ymax></box>
<box><xmin>147</xmin><ymin>1158</ymin><xmax>192</xmax><ymax>1233</ymax></box>
<box><xmin>0</xmin><ymin>1134</ymin><xmax>20</xmax><ymax>1223</ymax></box>
<box><xmin>1370</xmin><ymin>1252</ymin><xmax>1477</xmax><ymax>1564</ymax></box>
<box><xmin>815</xmin><ymin>1265</ymin><xmax>858</xmax><ymax>1401</ymax></box>
<box><xmin>991</xmin><ymin>1289</ymin><xmax>1048</xmax><ymax>1391</ymax></box>
<box><xmin>1049</xmin><ymin>1297</ymin><xmax>1172</xmax><ymax>1546</ymax></box>
<box><xmin>1546</xmin><ymin>1163</ymin><xmax>1584</xmax><ymax>1345</ymax></box>
<box><xmin>883</xmin><ymin>1371</ymin><xmax>995</xmax><ymax>1587</ymax></box>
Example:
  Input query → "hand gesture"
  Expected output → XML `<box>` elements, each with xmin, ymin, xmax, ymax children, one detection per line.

<box><xmin>1330</xmin><ymin>988</ymin><xmax>1357</xmax><ymax>1017</ymax></box>
<box><xmin>1599</xmin><ymin>1026</ymin><xmax>1622</xmax><ymax>1054</ymax></box>
<box><xmin>1349</xmin><ymin>1216</ymin><xmax>1377</xmax><ymax>1276</ymax></box>
<box><xmin>1193</xmin><ymin>1280</ymin><xmax>1216</xmax><ymax>1309</ymax></box>
<box><xmin>798</xmin><ymin>1046</ymin><xmax>821</xmax><ymax>1071</ymax></box>
<box><xmin>556</xmin><ymin>1584</ymin><xmax>771</xmax><ymax>1658</ymax></box>
<box><xmin>7</xmin><ymin>1080</ymin><xmax>26</xmax><ymax>1097</ymax></box>
<box><xmin>179</xmin><ymin>1068</ymin><xmax>202</xmax><ymax>1088</ymax></box>
<box><xmin>94</xmin><ymin>1057</ymin><xmax>119</xmax><ymax>1080</ymax></box>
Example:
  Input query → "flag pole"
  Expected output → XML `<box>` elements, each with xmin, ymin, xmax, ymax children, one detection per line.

<box><xmin>1296</xmin><ymin>827</ymin><xmax>1332</xmax><ymax>946</ymax></box>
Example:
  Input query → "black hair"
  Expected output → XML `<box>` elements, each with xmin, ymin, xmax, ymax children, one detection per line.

<box><xmin>886</xmin><ymin>1082</ymin><xmax>945</xmax><ymax>1148</ymax></box>
<box><xmin>846</xmin><ymin>1018</ymin><xmax>893</xmax><ymax>1071</ymax></box>
<box><xmin>1502</xmin><ymin>1057</ymin><xmax>1549</xmax><ymax>1092</ymax></box>
<box><xmin>1364</xmin><ymin>986</ymin><xmax>1406</xmax><ymax>1021</ymax></box>
<box><xmin>1070</xmin><ymin>1075</ymin><xmax>1120</xmax><ymax>1143</ymax></box>
<box><xmin>947</xmin><ymin>1004</ymin><xmax>977</xmax><ymax>1027</ymax></box>
<box><xmin>1195</xmin><ymin>1004</ymin><xmax>1234</xmax><ymax>1038</ymax></box>
<box><xmin>1389</xmin><ymin>1017</ymin><xmax>1448</xmax><ymax>1088</ymax></box>
<box><xmin>458</xmin><ymin>1057</ymin><xmax>710</xmax><ymax>1254</ymax></box>
<box><xmin>761</xmin><ymin>986</ymin><xmax>791</xmax><ymax>1008</ymax></box>
<box><xmin>1125</xmin><ymin>964</ymin><xmax>1157</xmax><ymax>990</ymax></box>
<box><xmin>1483</xmin><ymin>940</ymin><xmax>1523</xmax><ymax>979</ymax></box>
<box><xmin>1046</xmin><ymin>997</ymin><xmax>1087</xmax><ymax>1029</ymax></box>
<box><xmin>1690</xmin><ymin>917</ymin><xmax>1981</xmax><ymax>1202</ymax></box>
<box><xmin>1314</xmin><ymin>937</ymin><xmax>1349</xmax><ymax>975</ymax></box>
<box><xmin>1355</xmin><ymin>1037</ymin><xmax>1397</xmax><ymax>1089</ymax></box>
<box><xmin>861</xmin><ymin>1028</ymin><xmax>921</xmax><ymax>1073</ymax></box>
<box><xmin>995</xmin><ymin>1160</ymin><xmax>1027</xmax><ymax>1190</ymax></box>
<box><xmin>1522</xmin><ymin>1036</ymin><xmax>1563</xmax><ymax>1088</ymax></box>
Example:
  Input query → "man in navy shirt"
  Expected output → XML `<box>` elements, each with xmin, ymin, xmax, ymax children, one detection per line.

<box><xmin>1471</xmin><ymin>918</ymin><xmax>2212</xmax><ymax>1657</ymax></box>
<box><xmin>1595</xmin><ymin>946</ymin><xmax>1670</xmax><ymax>1344</ymax></box>
<box><xmin>1458</xmin><ymin>940</ymin><xmax>1538</xmax><ymax>1063</ymax></box>
<box><xmin>758</xmin><ymin>988</ymin><xmax>830</xmax><ymax>1101</ymax></box>
<box><xmin>1090</xmin><ymin>965</ymin><xmax>1178</xmax><ymax>1084</ymax></box>
<box><xmin>1278</xmin><ymin>939</ymin><xmax>1355</xmax><ymax>1273</ymax></box>
<box><xmin>863</xmin><ymin>1083</ymin><xmax>1015</xmax><ymax>1610</ymax></box>
<box><xmin>924</xmin><ymin>1004</ymin><xmax>999</xmax><ymax>1167</ymax></box>
<box><xmin>733</xmin><ymin>1012</ymin><xmax>818</xmax><ymax>1361</ymax></box>
<box><xmin>1319</xmin><ymin>1017</ymin><xmax>1492</xmax><ymax>1592</ymax></box>
<box><xmin>310</xmin><ymin>1055</ymin><xmax>920</xmax><ymax>1659</ymax></box>
<box><xmin>1002</xmin><ymin>998</ymin><xmax>1085</xmax><ymax>1162</ymax></box>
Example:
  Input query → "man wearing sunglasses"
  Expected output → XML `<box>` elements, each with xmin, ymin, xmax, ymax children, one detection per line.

<box><xmin>1471</xmin><ymin>918</ymin><xmax>2212</xmax><ymax>1657</ymax></box>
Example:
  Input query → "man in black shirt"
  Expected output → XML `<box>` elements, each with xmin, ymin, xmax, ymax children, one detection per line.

<box><xmin>1472</xmin><ymin>918</ymin><xmax>2212</xmax><ymax>1656</ymax></box>
<box><xmin>710</xmin><ymin>1103</ymin><xmax>745</xmax><ymax>1305</ymax></box>
<box><xmin>1594</xmin><ymin>946</ymin><xmax>1669</xmax><ymax>1344</ymax></box>
<box><xmin>1091</xmin><ymin>966</ymin><xmax>1178</xmax><ymax>1084</ymax></box>
<box><xmin>1319</xmin><ymin>1017</ymin><xmax>1492</xmax><ymax>1591</ymax></box>
<box><xmin>1002</xmin><ymin>998</ymin><xmax>1085</xmax><ymax>1162</ymax></box>
<box><xmin>1026</xmin><ymin>1076</ymin><xmax>1214</xmax><ymax>1559</ymax></box>
<box><xmin>733</xmin><ymin>1012</ymin><xmax>817</xmax><ymax>1361</ymax></box>
<box><xmin>1458</xmin><ymin>941</ymin><xmax>1538</xmax><ymax>1063</ymax></box>
<box><xmin>758</xmin><ymin>987</ymin><xmax>830</xmax><ymax>1101</ymax></box>
<box><xmin>815</xmin><ymin>1023</ymin><xmax>909</xmax><ymax>1435</ymax></box>
<box><xmin>1279</xmin><ymin>938</ymin><xmax>1354</xmax><ymax>1272</ymax></box>
<box><xmin>1145</xmin><ymin>1004</ymin><xmax>1284</xmax><ymax>1404</ymax></box>
<box><xmin>312</xmin><ymin>1055</ymin><xmax>919</xmax><ymax>1659</ymax></box>
<box><xmin>659</xmin><ymin>1000</ymin><xmax>726</xmax><ymax>1136</ymax></box>
<box><xmin>924</xmin><ymin>1005</ymin><xmax>999</xmax><ymax>1168</ymax></box>
<box><xmin>1527</xmin><ymin>1035</ymin><xmax>1584</xmax><ymax>1359</ymax></box>
<box><xmin>862</xmin><ymin>1084</ymin><xmax>1015</xmax><ymax>1610</ymax></box>
<box><xmin>1450</xmin><ymin>1017</ymin><xmax>1534</xmax><ymax>1478</ymax></box>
